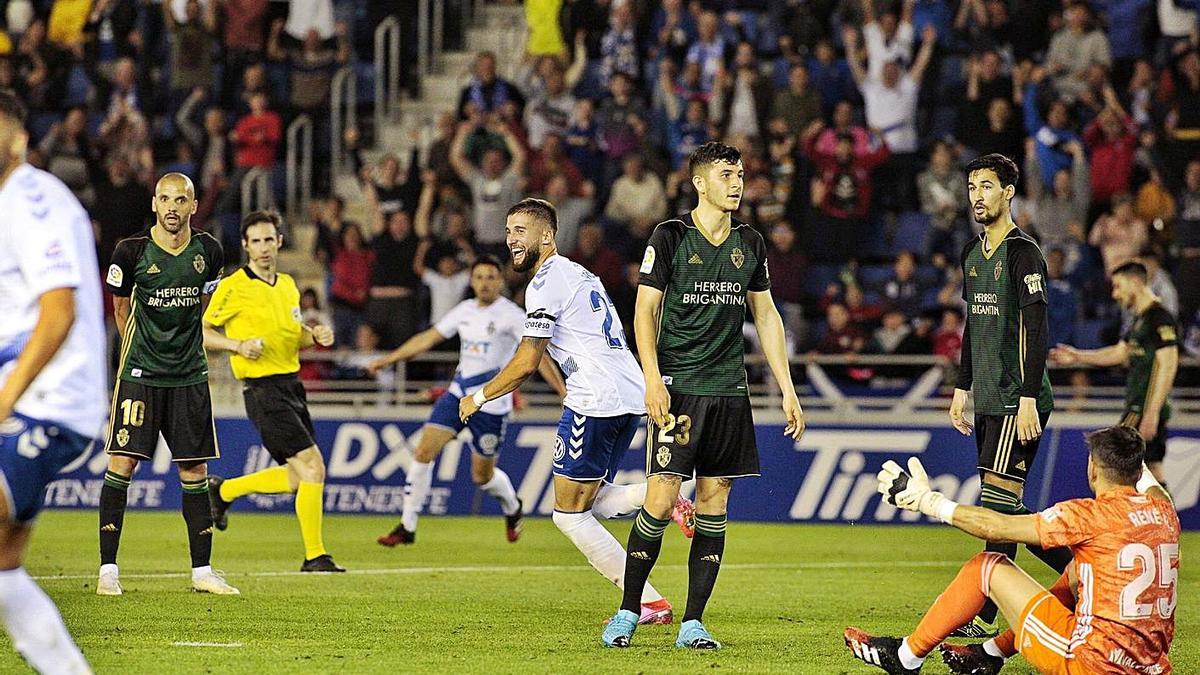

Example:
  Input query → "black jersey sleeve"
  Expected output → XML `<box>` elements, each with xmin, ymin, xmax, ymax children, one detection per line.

<box><xmin>1008</xmin><ymin>240</ymin><xmax>1048</xmax><ymax>308</ymax></box>
<box><xmin>198</xmin><ymin>231</ymin><xmax>225</xmax><ymax>294</ymax></box>
<box><xmin>105</xmin><ymin>237</ymin><xmax>144</xmax><ymax>297</ymax></box>
<box><xmin>1146</xmin><ymin>307</ymin><xmax>1180</xmax><ymax>351</ymax></box>
<box><xmin>746</xmin><ymin>226</ymin><xmax>771</xmax><ymax>292</ymax></box>
<box><xmin>638</xmin><ymin>220</ymin><xmax>685</xmax><ymax>291</ymax></box>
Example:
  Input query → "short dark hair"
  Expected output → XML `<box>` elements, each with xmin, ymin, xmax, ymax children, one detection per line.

<box><xmin>1112</xmin><ymin>260</ymin><xmax>1148</xmax><ymax>282</ymax></box>
<box><xmin>241</xmin><ymin>209</ymin><xmax>284</xmax><ymax>239</ymax></box>
<box><xmin>0</xmin><ymin>91</ymin><xmax>27</xmax><ymax>126</ymax></box>
<box><xmin>689</xmin><ymin>141</ymin><xmax>742</xmax><ymax>177</ymax></box>
<box><xmin>964</xmin><ymin>153</ymin><xmax>1019</xmax><ymax>191</ymax></box>
<box><xmin>1085</xmin><ymin>426</ymin><xmax>1144</xmax><ymax>485</ymax></box>
<box><xmin>472</xmin><ymin>254</ymin><xmax>503</xmax><ymax>273</ymax></box>
<box><xmin>506</xmin><ymin>198</ymin><xmax>558</xmax><ymax>234</ymax></box>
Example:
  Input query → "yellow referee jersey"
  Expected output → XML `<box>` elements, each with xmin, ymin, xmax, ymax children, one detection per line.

<box><xmin>203</xmin><ymin>267</ymin><xmax>304</xmax><ymax>380</ymax></box>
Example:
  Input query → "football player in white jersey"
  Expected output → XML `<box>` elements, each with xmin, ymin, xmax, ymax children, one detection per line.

<box><xmin>460</xmin><ymin>199</ymin><xmax>694</xmax><ymax>626</ymax></box>
<box><xmin>0</xmin><ymin>92</ymin><xmax>100</xmax><ymax>673</ymax></box>
<box><xmin>370</xmin><ymin>256</ymin><xmax>567</xmax><ymax>545</ymax></box>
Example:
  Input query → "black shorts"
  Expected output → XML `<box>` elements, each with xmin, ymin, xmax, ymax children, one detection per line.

<box><xmin>647</xmin><ymin>394</ymin><xmax>759</xmax><ymax>479</ymax></box>
<box><xmin>975</xmin><ymin>410</ymin><xmax>1052</xmax><ymax>482</ymax></box>
<box><xmin>1119</xmin><ymin>411</ymin><xmax>1168</xmax><ymax>464</ymax></box>
<box><xmin>105</xmin><ymin>380</ymin><xmax>218</xmax><ymax>463</ymax></box>
<box><xmin>244</xmin><ymin>374</ymin><xmax>317</xmax><ymax>464</ymax></box>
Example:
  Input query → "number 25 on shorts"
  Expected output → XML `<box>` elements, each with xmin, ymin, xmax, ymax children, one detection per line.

<box><xmin>657</xmin><ymin>414</ymin><xmax>692</xmax><ymax>446</ymax></box>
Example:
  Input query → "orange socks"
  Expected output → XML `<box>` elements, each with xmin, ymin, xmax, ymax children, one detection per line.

<box><xmin>907</xmin><ymin>552</ymin><xmax>1008</xmax><ymax>657</ymax></box>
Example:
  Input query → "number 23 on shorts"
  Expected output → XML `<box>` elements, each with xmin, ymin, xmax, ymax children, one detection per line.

<box><xmin>656</xmin><ymin>414</ymin><xmax>692</xmax><ymax>446</ymax></box>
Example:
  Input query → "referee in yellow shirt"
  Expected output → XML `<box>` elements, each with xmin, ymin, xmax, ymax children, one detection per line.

<box><xmin>202</xmin><ymin>210</ymin><xmax>344</xmax><ymax>572</ymax></box>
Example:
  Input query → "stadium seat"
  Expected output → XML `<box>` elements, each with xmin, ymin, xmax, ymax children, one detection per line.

<box><xmin>64</xmin><ymin>65</ymin><xmax>92</xmax><ymax>108</ymax></box>
<box><xmin>858</xmin><ymin>264</ymin><xmax>892</xmax><ymax>290</ymax></box>
<box><xmin>894</xmin><ymin>211</ymin><xmax>931</xmax><ymax>254</ymax></box>
<box><xmin>803</xmin><ymin>264</ymin><xmax>840</xmax><ymax>299</ymax></box>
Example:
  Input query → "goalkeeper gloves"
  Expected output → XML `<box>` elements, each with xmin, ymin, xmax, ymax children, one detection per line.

<box><xmin>876</xmin><ymin>457</ymin><xmax>959</xmax><ymax>525</ymax></box>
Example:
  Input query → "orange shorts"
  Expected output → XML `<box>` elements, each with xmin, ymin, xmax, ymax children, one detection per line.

<box><xmin>1016</xmin><ymin>591</ymin><xmax>1087</xmax><ymax>675</ymax></box>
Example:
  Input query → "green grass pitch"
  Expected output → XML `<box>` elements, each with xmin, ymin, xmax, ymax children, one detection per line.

<box><xmin>9</xmin><ymin>511</ymin><xmax>1198</xmax><ymax>673</ymax></box>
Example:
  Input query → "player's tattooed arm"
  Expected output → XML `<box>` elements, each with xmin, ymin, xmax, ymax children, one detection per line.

<box><xmin>112</xmin><ymin>296</ymin><xmax>131</xmax><ymax>342</ymax></box>
<box><xmin>460</xmin><ymin>337</ymin><xmax>549</xmax><ymax>422</ymax></box>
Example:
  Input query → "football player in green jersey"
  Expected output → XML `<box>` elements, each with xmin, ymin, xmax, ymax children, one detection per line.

<box><xmin>1050</xmin><ymin>261</ymin><xmax>1179</xmax><ymax>486</ymax></box>
<box><xmin>603</xmin><ymin>143</ymin><xmax>805</xmax><ymax>650</ymax></box>
<box><xmin>948</xmin><ymin>154</ymin><xmax>1070</xmax><ymax>637</ymax></box>
<box><xmin>99</xmin><ymin>173</ymin><xmax>238</xmax><ymax>596</ymax></box>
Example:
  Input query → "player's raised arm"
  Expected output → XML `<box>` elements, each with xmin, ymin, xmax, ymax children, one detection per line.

<box><xmin>747</xmin><ymin>290</ymin><xmax>804</xmax><ymax>440</ymax></box>
<box><xmin>0</xmin><ymin>289</ymin><xmax>75</xmax><ymax>418</ymax></box>
<box><xmin>367</xmin><ymin>327</ymin><xmax>446</xmax><ymax>376</ymax></box>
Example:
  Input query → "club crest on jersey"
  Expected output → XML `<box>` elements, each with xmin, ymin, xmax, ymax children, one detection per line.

<box><xmin>291</xmin><ymin>307</ymin><xmax>302</xmax><ymax>322</ymax></box>
<box><xmin>968</xmin><ymin>266</ymin><xmax>978</xmax><ymax>277</ymax></box>
<box><xmin>993</xmin><ymin>260</ymin><xmax>1003</xmax><ymax>281</ymax></box>
<box><xmin>730</xmin><ymin>248</ymin><xmax>745</xmax><ymax>269</ymax></box>
<box><xmin>656</xmin><ymin>446</ymin><xmax>672</xmax><ymax>468</ymax></box>
<box><xmin>193</xmin><ymin>254</ymin><xmax>206</xmax><ymax>274</ymax></box>
<box><xmin>116</xmin><ymin>428</ymin><xmax>130</xmax><ymax>448</ymax></box>
<box><xmin>486</xmin><ymin>321</ymin><xmax>496</xmax><ymax>336</ymax></box>
<box><xmin>1023</xmin><ymin>273</ymin><xmax>1043</xmax><ymax>295</ymax></box>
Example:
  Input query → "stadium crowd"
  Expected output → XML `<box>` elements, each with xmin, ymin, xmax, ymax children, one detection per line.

<box><xmin>8</xmin><ymin>0</ymin><xmax>1200</xmax><ymax>388</ymax></box>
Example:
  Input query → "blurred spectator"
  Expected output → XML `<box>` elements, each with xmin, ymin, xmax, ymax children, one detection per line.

<box><xmin>1089</xmin><ymin>193</ymin><xmax>1149</xmax><ymax>273</ymax></box>
<box><xmin>268</xmin><ymin>19</ymin><xmax>351</xmax><ymax>115</ymax></box>
<box><xmin>37</xmin><ymin>107</ymin><xmax>96</xmax><ymax>207</ymax></box>
<box><xmin>103</xmin><ymin>57</ymin><xmax>141</xmax><ymax>117</ymax></box>
<box><xmin>214</xmin><ymin>0</ymin><xmax>270</xmax><ymax>105</ymax></box>
<box><xmin>844</xmin><ymin>282</ymin><xmax>886</xmax><ymax>327</ymax></box>
<box><xmin>860</xmin><ymin>0</ymin><xmax>915</xmax><ymax>81</ymax></box>
<box><xmin>564</xmin><ymin>98</ymin><xmax>603</xmax><ymax>182</ymax></box>
<box><xmin>649</xmin><ymin>0</ymin><xmax>698</xmax><ymax>66</ymax></box>
<box><xmin>361</xmin><ymin>146</ymin><xmax>421</xmax><ymax>221</ymax></box>
<box><xmin>543</xmin><ymin>174</ymin><xmax>593</xmax><ymax>252</ymax></box>
<box><xmin>425</xmin><ymin>113</ymin><xmax>461</xmax><ymax>186</ymax></box>
<box><xmin>524</xmin><ymin>61</ymin><xmax>575</xmax><ymax>150</ymax></box>
<box><xmin>163</xmin><ymin>0</ymin><xmax>217</xmax><ymax>96</ymax></box>
<box><xmin>917</xmin><ymin>140</ymin><xmax>967</xmax><ymax>259</ymax></box>
<box><xmin>604</xmin><ymin>153</ymin><xmax>666</xmax><ymax>246</ymax></box>
<box><xmin>1133</xmin><ymin>168</ymin><xmax>1176</xmax><ymax>228</ymax></box>
<box><xmin>1046</xmin><ymin>2</ymin><xmax>1112</xmax><ymax>101</ymax></box>
<box><xmin>175</xmin><ymin>88</ymin><xmax>232</xmax><ymax>195</ymax></box>
<box><xmin>880</xmin><ymin>250</ymin><xmax>928</xmax><ymax>316</ymax></box>
<box><xmin>807</xmin><ymin>38</ymin><xmax>854</xmax><ymax>112</ymax></box>
<box><xmin>1022</xmin><ymin>138</ymin><xmax>1089</xmax><ymax>249</ymax></box>
<box><xmin>93</xmin><ymin>156</ymin><xmax>151</xmax><ymax>266</ymax></box>
<box><xmin>1045</xmin><ymin>247</ymin><xmax>1080</xmax><ymax>347</ymax></box>
<box><xmin>300</xmin><ymin>287</ymin><xmax>333</xmax><ymax>328</ymax></box>
<box><xmin>528</xmin><ymin>133</ymin><xmax>592</xmax><ymax>197</ymax></box>
<box><xmin>366</xmin><ymin>209</ymin><xmax>422</xmax><ymax>350</ymax></box>
<box><xmin>1176</xmin><ymin>160</ymin><xmax>1200</xmax><ymax>322</ymax></box>
<box><xmin>962</xmin><ymin>50</ymin><xmax>1017</xmax><ymax>134</ymax></box>
<box><xmin>803</xmin><ymin>123</ymin><xmax>890</xmax><ymax>261</ymax></box>
<box><xmin>414</xmin><ymin>240</ymin><xmax>470</xmax><ymax>326</ymax></box>
<box><xmin>1024</xmin><ymin>67</ymin><xmax>1081</xmax><ymax>190</ymax></box>
<box><xmin>960</xmin><ymin>97</ymin><xmax>1024</xmax><ymax>165</ymax></box>
<box><xmin>1136</xmin><ymin>249</ymin><xmax>1180</xmax><ymax>317</ymax></box>
<box><xmin>1083</xmin><ymin>87</ymin><xmax>1138</xmax><ymax>207</ymax></box>
<box><xmin>310</xmin><ymin>196</ymin><xmax>344</xmax><ymax>270</ymax></box>
<box><xmin>712</xmin><ymin>41</ymin><xmax>772</xmax><ymax>138</ymax></box>
<box><xmin>570</xmin><ymin>222</ymin><xmax>624</xmax><ymax>293</ymax></box>
<box><xmin>739</xmin><ymin>173</ymin><xmax>787</xmax><ymax>229</ymax></box>
<box><xmin>15</xmin><ymin>20</ymin><xmax>71</xmax><ymax>113</ymax></box>
<box><xmin>767</xmin><ymin>223</ymin><xmax>809</xmax><ymax>347</ymax></box>
<box><xmin>232</xmin><ymin>92</ymin><xmax>282</xmax><ymax>169</ymax></box>
<box><xmin>96</xmin><ymin>98</ymin><xmax>153</xmax><ymax>186</ymax></box>
<box><xmin>1162</xmin><ymin>49</ymin><xmax>1200</xmax><ymax>181</ymax></box>
<box><xmin>813</xmin><ymin>101</ymin><xmax>871</xmax><ymax>158</ymax></box>
<box><xmin>772</xmin><ymin>63</ymin><xmax>823</xmax><ymax>137</ymax></box>
<box><xmin>283</xmin><ymin>0</ymin><xmax>335</xmax><ymax>41</ymax></box>
<box><xmin>596</xmin><ymin>72</ymin><xmax>647</xmax><ymax>170</ymax></box>
<box><xmin>458</xmin><ymin>51</ymin><xmax>525</xmax><ymax>119</ymax></box>
<box><xmin>600</xmin><ymin>0</ymin><xmax>638</xmax><ymax>87</ymax></box>
<box><xmin>847</xmin><ymin>23</ymin><xmax>936</xmax><ymax>210</ymax></box>
<box><xmin>932</xmin><ymin>307</ymin><xmax>964</xmax><ymax>363</ymax></box>
<box><xmin>525</xmin><ymin>0</ymin><xmax>567</xmax><ymax>58</ymax></box>
<box><xmin>814</xmin><ymin>302</ymin><xmax>868</xmax><ymax>383</ymax></box>
<box><xmin>686</xmin><ymin>10</ymin><xmax>726</xmax><ymax>93</ymax></box>
<box><xmin>236</xmin><ymin>62</ymin><xmax>273</xmax><ymax>114</ymax></box>
<box><xmin>330</xmin><ymin>222</ymin><xmax>375</xmax><ymax>347</ymax></box>
<box><xmin>665</xmin><ymin>98</ymin><xmax>711</xmax><ymax>169</ymax></box>
<box><xmin>450</xmin><ymin>118</ymin><xmax>527</xmax><ymax>254</ymax></box>
<box><xmin>48</xmin><ymin>0</ymin><xmax>91</xmax><ymax>53</ymax></box>
<box><xmin>83</xmin><ymin>0</ymin><xmax>140</xmax><ymax>80</ymax></box>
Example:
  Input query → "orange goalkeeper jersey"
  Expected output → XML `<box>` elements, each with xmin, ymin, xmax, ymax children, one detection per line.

<box><xmin>1036</xmin><ymin>487</ymin><xmax>1179</xmax><ymax>673</ymax></box>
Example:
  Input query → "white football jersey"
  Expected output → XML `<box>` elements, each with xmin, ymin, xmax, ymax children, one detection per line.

<box><xmin>0</xmin><ymin>165</ymin><xmax>106</xmax><ymax>437</ymax></box>
<box><xmin>523</xmin><ymin>254</ymin><xmax>645</xmax><ymax>416</ymax></box>
<box><xmin>435</xmin><ymin>296</ymin><xmax>525</xmax><ymax>416</ymax></box>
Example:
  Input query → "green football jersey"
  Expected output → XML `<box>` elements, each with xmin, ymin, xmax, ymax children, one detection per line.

<box><xmin>639</xmin><ymin>214</ymin><xmax>771</xmax><ymax>396</ymax></box>
<box><xmin>106</xmin><ymin>229</ymin><xmax>224</xmax><ymax>387</ymax></box>
<box><xmin>1121</xmin><ymin>302</ymin><xmax>1178</xmax><ymax>419</ymax></box>
<box><xmin>960</xmin><ymin>227</ymin><xmax>1053</xmax><ymax>415</ymax></box>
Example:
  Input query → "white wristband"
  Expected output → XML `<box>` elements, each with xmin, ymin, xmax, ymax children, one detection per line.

<box><xmin>936</xmin><ymin>498</ymin><xmax>959</xmax><ymax>525</ymax></box>
<box><xmin>472</xmin><ymin>389</ymin><xmax>488</xmax><ymax>407</ymax></box>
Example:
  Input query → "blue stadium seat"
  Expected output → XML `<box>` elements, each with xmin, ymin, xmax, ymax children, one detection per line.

<box><xmin>915</xmin><ymin>264</ymin><xmax>940</xmax><ymax>288</ymax></box>
<box><xmin>894</xmin><ymin>211</ymin><xmax>931</xmax><ymax>253</ymax></box>
<box><xmin>858</xmin><ymin>264</ymin><xmax>892</xmax><ymax>290</ymax></box>
<box><xmin>64</xmin><ymin>65</ymin><xmax>92</xmax><ymax>108</ymax></box>
<box><xmin>803</xmin><ymin>264</ymin><xmax>840</xmax><ymax>299</ymax></box>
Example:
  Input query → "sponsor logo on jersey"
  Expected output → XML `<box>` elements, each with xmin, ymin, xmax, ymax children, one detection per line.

<box><xmin>1159</xmin><ymin>325</ymin><xmax>1177</xmax><ymax>342</ymax></box>
<box><xmin>193</xmin><ymin>254</ymin><xmax>206</xmax><ymax>274</ymax></box>
<box><xmin>994</xmin><ymin>260</ymin><xmax>1003</xmax><ymax>281</ymax></box>
<box><xmin>688</xmin><ymin>253</ymin><xmax>703</xmax><ymax>265</ymax></box>
<box><xmin>553</xmin><ymin>435</ymin><xmax>566</xmax><ymax>462</ymax></box>
<box><xmin>115</xmin><ymin>428</ymin><xmax>130</xmax><ymax>447</ymax></box>
<box><xmin>656</xmin><ymin>446</ymin><xmax>672</xmax><ymax>468</ymax></box>
<box><xmin>147</xmin><ymin>263</ymin><xmax>161</xmax><ymax>274</ymax></box>
<box><xmin>730</xmin><ymin>247</ymin><xmax>745</xmax><ymax>269</ymax></box>
<box><xmin>1023</xmin><ymin>273</ymin><xmax>1043</xmax><ymax>295</ymax></box>
<box><xmin>640</xmin><ymin>245</ymin><xmax>656</xmax><ymax>274</ymax></box>
<box><xmin>106</xmin><ymin>264</ymin><xmax>124</xmax><ymax>287</ymax></box>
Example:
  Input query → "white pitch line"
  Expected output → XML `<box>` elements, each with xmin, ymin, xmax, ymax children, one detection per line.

<box><xmin>172</xmin><ymin>642</ymin><xmax>243</xmax><ymax>649</ymax></box>
<box><xmin>32</xmin><ymin>560</ymin><xmax>955</xmax><ymax>582</ymax></box>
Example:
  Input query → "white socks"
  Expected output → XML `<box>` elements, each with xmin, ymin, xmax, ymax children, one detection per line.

<box><xmin>591</xmin><ymin>482</ymin><xmax>646</xmax><ymax>519</ymax></box>
<box><xmin>480</xmin><ymin>469</ymin><xmax>520</xmax><ymax>516</ymax></box>
<box><xmin>898</xmin><ymin>638</ymin><xmax>925</xmax><ymax>670</ymax></box>
<box><xmin>0</xmin><ymin>567</ymin><xmax>91</xmax><ymax>674</ymax></box>
<box><xmin>551</xmin><ymin>510</ymin><xmax>663</xmax><ymax>603</ymax></box>
<box><xmin>402</xmin><ymin>461</ymin><xmax>434</xmax><ymax>532</ymax></box>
